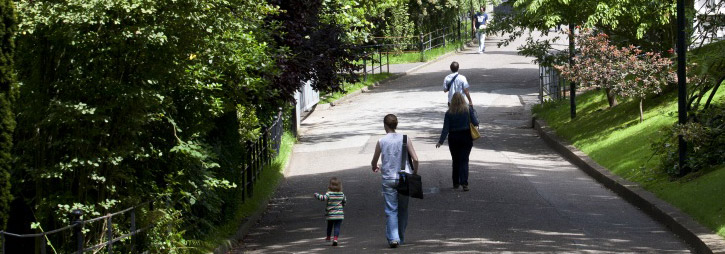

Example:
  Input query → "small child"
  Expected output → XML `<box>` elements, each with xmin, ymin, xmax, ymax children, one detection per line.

<box><xmin>314</xmin><ymin>177</ymin><xmax>346</xmax><ymax>246</ymax></box>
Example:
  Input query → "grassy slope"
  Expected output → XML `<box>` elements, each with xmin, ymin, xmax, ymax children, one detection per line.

<box><xmin>387</xmin><ymin>42</ymin><xmax>464</xmax><ymax>64</ymax></box>
<box><xmin>533</xmin><ymin>87</ymin><xmax>725</xmax><ymax>238</ymax></box>
<box><xmin>200</xmin><ymin>131</ymin><xmax>296</xmax><ymax>251</ymax></box>
<box><xmin>320</xmin><ymin>73</ymin><xmax>393</xmax><ymax>104</ymax></box>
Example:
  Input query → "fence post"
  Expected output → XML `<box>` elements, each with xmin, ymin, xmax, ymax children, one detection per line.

<box><xmin>386</xmin><ymin>51</ymin><xmax>389</xmax><ymax>73</ymax></box>
<box><xmin>107</xmin><ymin>216</ymin><xmax>113</xmax><ymax>254</ymax></box>
<box><xmin>72</xmin><ymin>210</ymin><xmax>84</xmax><ymax>254</ymax></box>
<box><xmin>443</xmin><ymin>27</ymin><xmax>447</xmax><ymax>47</ymax></box>
<box><xmin>428</xmin><ymin>32</ymin><xmax>433</xmax><ymax>49</ymax></box>
<box><xmin>40</xmin><ymin>235</ymin><xmax>46</xmax><ymax>254</ymax></box>
<box><xmin>363</xmin><ymin>58</ymin><xmax>367</xmax><ymax>82</ymax></box>
<box><xmin>419</xmin><ymin>33</ymin><xmax>424</xmax><ymax>62</ymax></box>
<box><xmin>130</xmin><ymin>208</ymin><xmax>136</xmax><ymax>253</ymax></box>
<box><xmin>539</xmin><ymin>66</ymin><xmax>544</xmax><ymax>103</ymax></box>
<box><xmin>378</xmin><ymin>48</ymin><xmax>382</xmax><ymax>75</ymax></box>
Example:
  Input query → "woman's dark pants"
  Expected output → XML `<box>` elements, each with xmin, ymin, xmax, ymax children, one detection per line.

<box><xmin>448</xmin><ymin>130</ymin><xmax>473</xmax><ymax>186</ymax></box>
<box><xmin>326</xmin><ymin>220</ymin><xmax>342</xmax><ymax>237</ymax></box>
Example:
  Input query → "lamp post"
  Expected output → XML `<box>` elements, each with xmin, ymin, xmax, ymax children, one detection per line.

<box><xmin>676</xmin><ymin>0</ymin><xmax>688</xmax><ymax>175</ymax></box>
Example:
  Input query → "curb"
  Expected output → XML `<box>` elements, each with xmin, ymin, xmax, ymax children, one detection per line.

<box><xmin>532</xmin><ymin>117</ymin><xmax>725</xmax><ymax>254</ymax></box>
<box><xmin>316</xmin><ymin>43</ymin><xmax>472</xmax><ymax>111</ymax></box>
<box><xmin>213</xmin><ymin>152</ymin><xmax>296</xmax><ymax>254</ymax></box>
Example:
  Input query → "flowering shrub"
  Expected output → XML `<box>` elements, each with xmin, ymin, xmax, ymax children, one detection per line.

<box><xmin>556</xmin><ymin>29</ymin><xmax>674</xmax><ymax>122</ymax></box>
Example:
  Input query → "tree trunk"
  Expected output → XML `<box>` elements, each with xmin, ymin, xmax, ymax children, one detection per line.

<box><xmin>639</xmin><ymin>98</ymin><xmax>644</xmax><ymax>123</ymax></box>
<box><xmin>605</xmin><ymin>87</ymin><xmax>618</xmax><ymax>108</ymax></box>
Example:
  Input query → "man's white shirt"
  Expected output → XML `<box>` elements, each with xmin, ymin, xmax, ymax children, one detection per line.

<box><xmin>443</xmin><ymin>72</ymin><xmax>469</xmax><ymax>103</ymax></box>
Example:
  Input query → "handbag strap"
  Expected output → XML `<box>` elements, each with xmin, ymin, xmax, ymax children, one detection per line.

<box><xmin>446</xmin><ymin>74</ymin><xmax>459</xmax><ymax>91</ymax></box>
<box><xmin>400</xmin><ymin>135</ymin><xmax>408</xmax><ymax>173</ymax></box>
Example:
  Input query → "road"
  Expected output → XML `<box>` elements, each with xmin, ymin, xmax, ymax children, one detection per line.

<box><xmin>231</xmin><ymin>35</ymin><xmax>691</xmax><ymax>253</ymax></box>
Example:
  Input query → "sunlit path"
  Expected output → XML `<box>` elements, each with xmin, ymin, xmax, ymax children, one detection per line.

<box><xmin>231</xmin><ymin>35</ymin><xmax>691</xmax><ymax>253</ymax></box>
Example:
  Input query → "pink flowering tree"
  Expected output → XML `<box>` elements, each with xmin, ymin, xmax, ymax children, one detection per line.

<box><xmin>556</xmin><ymin>29</ymin><xmax>674</xmax><ymax>122</ymax></box>
<box><xmin>556</xmin><ymin>30</ymin><xmax>622</xmax><ymax>108</ymax></box>
<box><xmin>615</xmin><ymin>46</ymin><xmax>674</xmax><ymax>122</ymax></box>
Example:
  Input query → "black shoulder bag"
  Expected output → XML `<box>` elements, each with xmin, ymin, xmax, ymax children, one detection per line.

<box><xmin>445</xmin><ymin>74</ymin><xmax>459</xmax><ymax>91</ymax></box>
<box><xmin>396</xmin><ymin>135</ymin><xmax>423</xmax><ymax>199</ymax></box>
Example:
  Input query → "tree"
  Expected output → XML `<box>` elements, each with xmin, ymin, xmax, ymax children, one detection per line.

<box><xmin>0</xmin><ymin>0</ymin><xmax>16</xmax><ymax>231</ymax></box>
<box><xmin>557</xmin><ymin>30</ymin><xmax>674</xmax><ymax>122</ymax></box>
<box><xmin>616</xmin><ymin>46</ymin><xmax>674</xmax><ymax>122</ymax></box>
<box><xmin>556</xmin><ymin>31</ymin><xmax>622</xmax><ymax>108</ymax></box>
<box><xmin>13</xmin><ymin>0</ymin><xmax>276</xmax><ymax>250</ymax></box>
<box><xmin>267</xmin><ymin>0</ymin><xmax>362</xmax><ymax>101</ymax></box>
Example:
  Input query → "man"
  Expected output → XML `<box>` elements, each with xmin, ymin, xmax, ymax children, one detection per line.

<box><xmin>371</xmin><ymin>114</ymin><xmax>419</xmax><ymax>248</ymax></box>
<box><xmin>443</xmin><ymin>61</ymin><xmax>473</xmax><ymax>106</ymax></box>
<box><xmin>475</xmin><ymin>6</ymin><xmax>489</xmax><ymax>53</ymax></box>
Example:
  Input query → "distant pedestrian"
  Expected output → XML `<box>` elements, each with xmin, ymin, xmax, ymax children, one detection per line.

<box><xmin>370</xmin><ymin>114</ymin><xmax>420</xmax><ymax>248</ymax></box>
<box><xmin>475</xmin><ymin>6</ymin><xmax>489</xmax><ymax>53</ymax></box>
<box><xmin>443</xmin><ymin>61</ymin><xmax>473</xmax><ymax>106</ymax></box>
<box><xmin>436</xmin><ymin>93</ymin><xmax>479</xmax><ymax>191</ymax></box>
<box><xmin>313</xmin><ymin>177</ymin><xmax>347</xmax><ymax>246</ymax></box>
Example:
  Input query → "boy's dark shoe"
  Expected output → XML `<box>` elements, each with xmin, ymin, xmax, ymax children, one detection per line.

<box><xmin>390</xmin><ymin>241</ymin><xmax>399</xmax><ymax>248</ymax></box>
<box><xmin>453</xmin><ymin>184</ymin><xmax>460</xmax><ymax>189</ymax></box>
<box><xmin>462</xmin><ymin>185</ymin><xmax>470</xmax><ymax>191</ymax></box>
<box><xmin>332</xmin><ymin>240</ymin><xmax>338</xmax><ymax>246</ymax></box>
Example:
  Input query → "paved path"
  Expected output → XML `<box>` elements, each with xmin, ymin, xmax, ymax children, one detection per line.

<box><xmin>232</xmin><ymin>36</ymin><xmax>691</xmax><ymax>253</ymax></box>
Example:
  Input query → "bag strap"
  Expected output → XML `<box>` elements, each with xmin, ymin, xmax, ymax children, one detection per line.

<box><xmin>446</xmin><ymin>74</ymin><xmax>459</xmax><ymax>91</ymax></box>
<box><xmin>400</xmin><ymin>135</ymin><xmax>408</xmax><ymax>173</ymax></box>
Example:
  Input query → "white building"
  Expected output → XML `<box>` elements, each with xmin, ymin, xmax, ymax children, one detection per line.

<box><xmin>694</xmin><ymin>0</ymin><xmax>725</xmax><ymax>44</ymax></box>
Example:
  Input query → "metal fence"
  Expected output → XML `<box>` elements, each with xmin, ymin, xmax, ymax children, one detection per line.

<box><xmin>539</xmin><ymin>64</ymin><xmax>565</xmax><ymax>102</ymax></box>
<box><xmin>0</xmin><ymin>112</ymin><xmax>285</xmax><ymax>253</ymax></box>
<box><xmin>357</xmin><ymin>20</ymin><xmax>475</xmax><ymax>81</ymax></box>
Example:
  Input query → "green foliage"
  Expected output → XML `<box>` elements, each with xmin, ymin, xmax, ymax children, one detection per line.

<box><xmin>0</xmin><ymin>0</ymin><xmax>16</xmax><ymax>231</ymax></box>
<box><xmin>12</xmin><ymin>0</ymin><xmax>278</xmax><ymax>251</ymax></box>
<box><xmin>656</xmin><ymin>98</ymin><xmax>725</xmax><ymax>176</ymax></box>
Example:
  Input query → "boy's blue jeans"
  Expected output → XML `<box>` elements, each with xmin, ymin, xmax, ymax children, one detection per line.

<box><xmin>382</xmin><ymin>179</ymin><xmax>409</xmax><ymax>244</ymax></box>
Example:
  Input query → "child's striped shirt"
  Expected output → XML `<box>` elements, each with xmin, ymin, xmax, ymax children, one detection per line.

<box><xmin>314</xmin><ymin>191</ymin><xmax>346</xmax><ymax>220</ymax></box>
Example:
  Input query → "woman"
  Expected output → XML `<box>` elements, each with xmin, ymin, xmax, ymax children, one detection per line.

<box><xmin>436</xmin><ymin>92</ymin><xmax>479</xmax><ymax>191</ymax></box>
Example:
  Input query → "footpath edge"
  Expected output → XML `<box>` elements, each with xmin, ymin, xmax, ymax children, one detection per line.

<box><xmin>532</xmin><ymin>117</ymin><xmax>725</xmax><ymax>254</ymax></box>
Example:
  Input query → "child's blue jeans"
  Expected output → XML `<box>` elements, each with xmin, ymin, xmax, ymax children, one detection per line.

<box><xmin>326</xmin><ymin>219</ymin><xmax>342</xmax><ymax>237</ymax></box>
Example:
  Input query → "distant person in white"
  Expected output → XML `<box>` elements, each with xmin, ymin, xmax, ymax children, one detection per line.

<box><xmin>443</xmin><ymin>61</ymin><xmax>473</xmax><ymax>106</ymax></box>
<box><xmin>475</xmin><ymin>6</ymin><xmax>489</xmax><ymax>53</ymax></box>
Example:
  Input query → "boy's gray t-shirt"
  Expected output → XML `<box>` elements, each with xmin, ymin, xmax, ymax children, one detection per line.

<box><xmin>379</xmin><ymin>133</ymin><xmax>412</xmax><ymax>180</ymax></box>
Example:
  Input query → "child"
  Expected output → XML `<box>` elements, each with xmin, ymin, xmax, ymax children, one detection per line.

<box><xmin>314</xmin><ymin>177</ymin><xmax>346</xmax><ymax>246</ymax></box>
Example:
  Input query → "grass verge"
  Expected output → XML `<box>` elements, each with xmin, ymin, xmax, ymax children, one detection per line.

<box><xmin>532</xmin><ymin>86</ymin><xmax>725</xmax><ymax>239</ymax></box>
<box><xmin>320</xmin><ymin>73</ymin><xmax>393</xmax><ymax>104</ymax></box>
<box><xmin>386</xmin><ymin>41</ymin><xmax>465</xmax><ymax>64</ymax></box>
<box><xmin>198</xmin><ymin>131</ymin><xmax>296</xmax><ymax>252</ymax></box>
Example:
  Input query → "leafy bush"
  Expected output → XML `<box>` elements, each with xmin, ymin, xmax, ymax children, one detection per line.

<box><xmin>0</xmin><ymin>0</ymin><xmax>16</xmax><ymax>231</ymax></box>
<box><xmin>656</xmin><ymin>104</ymin><xmax>725</xmax><ymax>176</ymax></box>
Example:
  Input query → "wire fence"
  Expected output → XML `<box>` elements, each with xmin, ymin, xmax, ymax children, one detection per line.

<box><xmin>539</xmin><ymin>65</ymin><xmax>565</xmax><ymax>102</ymax></box>
<box><xmin>357</xmin><ymin>19</ymin><xmax>476</xmax><ymax>81</ymax></box>
<box><xmin>0</xmin><ymin>112</ymin><xmax>285</xmax><ymax>253</ymax></box>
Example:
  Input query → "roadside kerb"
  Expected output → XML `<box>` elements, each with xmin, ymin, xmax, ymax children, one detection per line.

<box><xmin>533</xmin><ymin>117</ymin><xmax>725</xmax><ymax>254</ymax></box>
<box><xmin>316</xmin><ymin>43</ymin><xmax>473</xmax><ymax>111</ymax></box>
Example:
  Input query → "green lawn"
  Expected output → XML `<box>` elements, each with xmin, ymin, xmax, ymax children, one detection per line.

<box><xmin>533</xmin><ymin>86</ymin><xmax>725</xmax><ymax>239</ymax></box>
<box><xmin>386</xmin><ymin>41</ymin><xmax>466</xmax><ymax>64</ymax></box>
<box><xmin>198</xmin><ymin>131</ymin><xmax>296</xmax><ymax>252</ymax></box>
<box><xmin>320</xmin><ymin>73</ymin><xmax>393</xmax><ymax>104</ymax></box>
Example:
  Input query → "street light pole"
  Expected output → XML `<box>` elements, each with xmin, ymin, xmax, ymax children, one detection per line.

<box><xmin>676</xmin><ymin>0</ymin><xmax>688</xmax><ymax>175</ymax></box>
